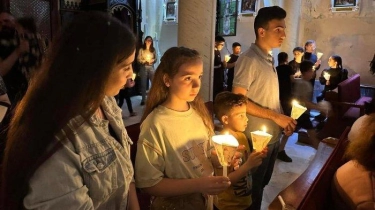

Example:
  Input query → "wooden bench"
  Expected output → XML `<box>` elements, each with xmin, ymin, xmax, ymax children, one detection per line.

<box><xmin>318</xmin><ymin>74</ymin><xmax>371</xmax><ymax>139</ymax></box>
<box><xmin>269</xmin><ymin>127</ymin><xmax>351</xmax><ymax>210</ymax></box>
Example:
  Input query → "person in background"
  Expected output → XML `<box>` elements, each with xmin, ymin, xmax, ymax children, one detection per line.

<box><xmin>232</xmin><ymin>6</ymin><xmax>297</xmax><ymax>210</ymax></box>
<box><xmin>213</xmin><ymin>35</ymin><xmax>226</xmax><ymax>100</ymax></box>
<box><xmin>293</xmin><ymin>60</ymin><xmax>330</xmax><ymax>149</ymax></box>
<box><xmin>332</xmin><ymin>113</ymin><xmax>375</xmax><ymax>210</ymax></box>
<box><xmin>0</xmin><ymin>11</ymin><xmax>29</xmax><ymax>103</ymax></box>
<box><xmin>115</xmin><ymin>78</ymin><xmax>137</xmax><ymax>117</ymax></box>
<box><xmin>226</xmin><ymin>42</ymin><xmax>241</xmax><ymax>92</ymax></box>
<box><xmin>135</xmin><ymin>47</ymin><xmax>231</xmax><ymax>209</ymax></box>
<box><xmin>213</xmin><ymin>91</ymin><xmax>267</xmax><ymax>210</ymax></box>
<box><xmin>288</xmin><ymin>46</ymin><xmax>304</xmax><ymax>78</ymax></box>
<box><xmin>276</xmin><ymin>52</ymin><xmax>295</xmax><ymax>162</ymax></box>
<box><xmin>303</xmin><ymin>40</ymin><xmax>321</xmax><ymax>91</ymax></box>
<box><xmin>137</xmin><ymin>35</ymin><xmax>157</xmax><ymax>106</ymax></box>
<box><xmin>1</xmin><ymin>12</ymin><xmax>140</xmax><ymax>209</ymax></box>
<box><xmin>317</xmin><ymin>55</ymin><xmax>348</xmax><ymax>102</ymax></box>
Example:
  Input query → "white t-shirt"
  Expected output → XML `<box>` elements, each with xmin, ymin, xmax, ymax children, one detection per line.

<box><xmin>135</xmin><ymin>105</ymin><xmax>214</xmax><ymax>189</ymax></box>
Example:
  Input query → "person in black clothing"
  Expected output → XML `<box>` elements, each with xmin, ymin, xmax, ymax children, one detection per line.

<box><xmin>226</xmin><ymin>42</ymin><xmax>241</xmax><ymax>92</ymax></box>
<box><xmin>317</xmin><ymin>55</ymin><xmax>348</xmax><ymax>102</ymax></box>
<box><xmin>303</xmin><ymin>40</ymin><xmax>321</xmax><ymax>92</ymax></box>
<box><xmin>289</xmin><ymin>46</ymin><xmax>304</xmax><ymax>77</ymax></box>
<box><xmin>276</xmin><ymin>52</ymin><xmax>295</xmax><ymax>162</ymax></box>
<box><xmin>213</xmin><ymin>35</ymin><xmax>226</xmax><ymax>100</ymax></box>
<box><xmin>115</xmin><ymin>84</ymin><xmax>137</xmax><ymax>118</ymax></box>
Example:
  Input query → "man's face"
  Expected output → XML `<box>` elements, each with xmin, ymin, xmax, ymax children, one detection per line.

<box><xmin>0</xmin><ymin>12</ymin><xmax>15</xmax><ymax>31</ymax></box>
<box><xmin>216</xmin><ymin>42</ymin><xmax>225</xmax><ymax>51</ymax></box>
<box><xmin>260</xmin><ymin>19</ymin><xmax>286</xmax><ymax>49</ymax></box>
<box><xmin>233</xmin><ymin>46</ymin><xmax>241</xmax><ymax>55</ymax></box>
<box><xmin>305</xmin><ymin>43</ymin><xmax>316</xmax><ymax>53</ymax></box>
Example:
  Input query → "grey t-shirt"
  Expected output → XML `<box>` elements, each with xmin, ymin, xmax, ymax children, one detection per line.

<box><xmin>233</xmin><ymin>43</ymin><xmax>282</xmax><ymax>144</ymax></box>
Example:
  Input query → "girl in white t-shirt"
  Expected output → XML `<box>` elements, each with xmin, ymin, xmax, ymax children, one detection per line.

<box><xmin>135</xmin><ymin>47</ymin><xmax>231</xmax><ymax>210</ymax></box>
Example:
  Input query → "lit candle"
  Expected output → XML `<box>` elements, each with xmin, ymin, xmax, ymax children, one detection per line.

<box><xmin>317</xmin><ymin>52</ymin><xmax>323</xmax><ymax>60</ymax></box>
<box><xmin>224</xmin><ymin>54</ymin><xmax>230</xmax><ymax>62</ymax></box>
<box><xmin>145</xmin><ymin>54</ymin><xmax>152</xmax><ymax>62</ymax></box>
<box><xmin>212</xmin><ymin>133</ymin><xmax>239</xmax><ymax>177</ymax></box>
<box><xmin>291</xmin><ymin>100</ymin><xmax>307</xmax><ymax>120</ymax></box>
<box><xmin>250</xmin><ymin>126</ymin><xmax>272</xmax><ymax>151</ymax></box>
<box><xmin>324</xmin><ymin>72</ymin><xmax>331</xmax><ymax>80</ymax></box>
<box><xmin>132</xmin><ymin>73</ymin><xmax>136</xmax><ymax>81</ymax></box>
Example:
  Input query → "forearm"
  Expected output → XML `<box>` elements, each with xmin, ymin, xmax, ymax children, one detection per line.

<box><xmin>0</xmin><ymin>50</ymin><xmax>20</xmax><ymax>76</ymax></box>
<box><xmin>245</xmin><ymin>99</ymin><xmax>278</xmax><ymax>121</ymax></box>
<box><xmin>141</xmin><ymin>178</ymin><xmax>201</xmax><ymax>197</ymax></box>
<box><xmin>226</xmin><ymin>62</ymin><xmax>236</xmax><ymax>69</ymax></box>
<box><xmin>127</xmin><ymin>182</ymin><xmax>140</xmax><ymax>210</ymax></box>
<box><xmin>227</xmin><ymin>164</ymin><xmax>251</xmax><ymax>184</ymax></box>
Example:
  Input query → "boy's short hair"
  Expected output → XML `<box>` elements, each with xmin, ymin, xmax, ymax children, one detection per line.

<box><xmin>254</xmin><ymin>6</ymin><xmax>286</xmax><ymax>38</ymax></box>
<box><xmin>215</xmin><ymin>35</ymin><xmax>225</xmax><ymax>43</ymax></box>
<box><xmin>300</xmin><ymin>60</ymin><xmax>314</xmax><ymax>74</ymax></box>
<box><xmin>277</xmin><ymin>52</ymin><xmax>288</xmax><ymax>64</ymax></box>
<box><xmin>214</xmin><ymin>91</ymin><xmax>248</xmax><ymax>123</ymax></box>
<box><xmin>232</xmin><ymin>42</ymin><xmax>241</xmax><ymax>48</ymax></box>
<box><xmin>293</xmin><ymin>47</ymin><xmax>304</xmax><ymax>53</ymax></box>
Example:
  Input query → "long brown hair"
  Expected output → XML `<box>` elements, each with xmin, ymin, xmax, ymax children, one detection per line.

<box><xmin>1</xmin><ymin>12</ymin><xmax>136</xmax><ymax>209</ymax></box>
<box><xmin>141</xmin><ymin>46</ymin><xmax>213</xmax><ymax>135</ymax></box>
<box><xmin>142</xmin><ymin>35</ymin><xmax>155</xmax><ymax>53</ymax></box>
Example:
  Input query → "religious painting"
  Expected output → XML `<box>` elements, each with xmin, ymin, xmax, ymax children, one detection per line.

<box><xmin>333</xmin><ymin>0</ymin><xmax>356</xmax><ymax>7</ymax></box>
<box><xmin>216</xmin><ymin>0</ymin><xmax>238</xmax><ymax>37</ymax></box>
<box><xmin>166</xmin><ymin>2</ymin><xmax>176</xmax><ymax>20</ymax></box>
<box><xmin>240</xmin><ymin>0</ymin><xmax>257</xmax><ymax>14</ymax></box>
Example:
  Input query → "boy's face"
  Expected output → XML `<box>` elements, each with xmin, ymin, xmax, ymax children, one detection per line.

<box><xmin>260</xmin><ymin>19</ymin><xmax>286</xmax><ymax>48</ymax></box>
<box><xmin>233</xmin><ymin>46</ymin><xmax>241</xmax><ymax>55</ymax></box>
<box><xmin>215</xmin><ymin>41</ymin><xmax>225</xmax><ymax>51</ymax></box>
<box><xmin>293</xmin><ymin>51</ymin><xmax>303</xmax><ymax>60</ymax></box>
<box><xmin>222</xmin><ymin>104</ymin><xmax>248</xmax><ymax>132</ymax></box>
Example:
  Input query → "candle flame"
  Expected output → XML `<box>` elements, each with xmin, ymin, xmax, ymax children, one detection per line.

<box><xmin>224</xmin><ymin>131</ymin><xmax>229</xmax><ymax>135</ymax></box>
<box><xmin>292</xmin><ymin>100</ymin><xmax>299</xmax><ymax>106</ymax></box>
<box><xmin>262</xmin><ymin>126</ymin><xmax>267</xmax><ymax>133</ymax></box>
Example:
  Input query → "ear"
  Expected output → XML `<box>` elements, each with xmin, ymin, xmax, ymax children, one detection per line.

<box><xmin>163</xmin><ymin>74</ymin><xmax>170</xmax><ymax>87</ymax></box>
<box><xmin>221</xmin><ymin>115</ymin><xmax>229</xmax><ymax>125</ymax></box>
<box><xmin>258</xmin><ymin>28</ymin><xmax>266</xmax><ymax>38</ymax></box>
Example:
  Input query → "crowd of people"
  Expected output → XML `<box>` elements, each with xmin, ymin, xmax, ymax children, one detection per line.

<box><xmin>0</xmin><ymin>5</ymin><xmax>373</xmax><ymax>210</ymax></box>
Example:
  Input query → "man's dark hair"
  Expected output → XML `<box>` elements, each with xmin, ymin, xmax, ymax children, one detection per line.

<box><xmin>278</xmin><ymin>52</ymin><xmax>288</xmax><ymax>64</ymax></box>
<box><xmin>232</xmin><ymin>42</ymin><xmax>241</xmax><ymax>48</ymax></box>
<box><xmin>254</xmin><ymin>6</ymin><xmax>286</xmax><ymax>38</ymax></box>
<box><xmin>293</xmin><ymin>47</ymin><xmax>304</xmax><ymax>53</ymax></box>
<box><xmin>300</xmin><ymin>60</ymin><xmax>314</xmax><ymax>74</ymax></box>
<box><xmin>215</xmin><ymin>35</ymin><xmax>225</xmax><ymax>43</ymax></box>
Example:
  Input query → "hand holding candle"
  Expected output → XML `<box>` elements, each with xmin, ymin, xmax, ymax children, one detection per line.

<box><xmin>145</xmin><ymin>54</ymin><xmax>152</xmax><ymax>63</ymax></box>
<box><xmin>323</xmin><ymin>72</ymin><xmax>330</xmax><ymax>81</ymax></box>
<box><xmin>224</xmin><ymin>55</ymin><xmax>230</xmax><ymax>62</ymax></box>
<box><xmin>212</xmin><ymin>133</ymin><xmax>239</xmax><ymax>177</ymax></box>
<box><xmin>291</xmin><ymin>100</ymin><xmax>307</xmax><ymax>120</ymax></box>
<box><xmin>250</xmin><ymin>126</ymin><xmax>273</xmax><ymax>151</ymax></box>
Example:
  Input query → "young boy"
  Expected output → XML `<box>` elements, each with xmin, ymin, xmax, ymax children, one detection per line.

<box><xmin>213</xmin><ymin>91</ymin><xmax>266</xmax><ymax>210</ymax></box>
<box><xmin>213</xmin><ymin>35</ymin><xmax>226</xmax><ymax>100</ymax></box>
<box><xmin>293</xmin><ymin>60</ymin><xmax>330</xmax><ymax>149</ymax></box>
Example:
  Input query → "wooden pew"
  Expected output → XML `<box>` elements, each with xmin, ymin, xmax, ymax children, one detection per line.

<box><xmin>269</xmin><ymin>127</ymin><xmax>350</xmax><ymax>210</ymax></box>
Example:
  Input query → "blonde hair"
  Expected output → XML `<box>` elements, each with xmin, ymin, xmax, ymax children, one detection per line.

<box><xmin>141</xmin><ymin>46</ymin><xmax>214</xmax><ymax>135</ymax></box>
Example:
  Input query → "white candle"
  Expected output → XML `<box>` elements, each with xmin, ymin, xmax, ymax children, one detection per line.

<box><xmin>317</xmin><ymin>52</ymin><xmax>323</xmax><ymax>60</ymax></box>
<box><xmin>250</xmin><ymin>126</ymin><xmax>272</xmax><ymax>151</ymax></box>
<box><xmin>212</xmin><ymin>134</ymin><xmax>239</xmax><ymax>177</ymax></box>
<box><xmin>291</xmin><ymin>100</ymin><xmax>307</xmax><ymax>120</ymax></box>
<box><xmin>278</xmin><ymin>195</ymin><xmax>286</xmax><ymax>208</ymax></box>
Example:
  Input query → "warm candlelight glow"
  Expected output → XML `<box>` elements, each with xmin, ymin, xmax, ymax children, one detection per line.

<box><xmin>292</xmin><ymin>100</ymin><xmax>299</xmax><ymax>106</ymax></box>
<box><xmin>262</xmin><ymin>126</ymin><xmax>267</xmax><ymax>133</ymax></box>
<box><xmin>224</xmin><ymin>55</ymin><xmax>230</xmax><ymax>62</ymax></box>
<box><xmin>291</xmin><ymin>99</ymin><xmax>307</xmax><ymax>120</ymax></box>
<box><xmin>324</xmin><ymin>72</ymin><xmax>330</xmax><ymax>77</ymax></box>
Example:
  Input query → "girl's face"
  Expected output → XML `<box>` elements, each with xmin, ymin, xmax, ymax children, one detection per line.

<box><xmin>328</xmin><ymin>56</ymin><xmax>337</xmax><ymax>68</ymax></box>
<box><xmin>145</xmin><ymin>38</ymin><xmax>152</xmax><ymax>46</ymax></box>
<box><xmin>166</xmin><ymin>59</ymin><xmax>203</xmax><ymax>103</ymax></box>
<box><xmin>105</xmin><ymin>50</ymin><xmax>135</xmax><ymax>96</ymax></box>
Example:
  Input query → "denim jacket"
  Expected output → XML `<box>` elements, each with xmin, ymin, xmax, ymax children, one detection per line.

<box><xmin>24</xmin><ymin>96</ymin><xmax>134</xmax><ymax>209</ymax></box>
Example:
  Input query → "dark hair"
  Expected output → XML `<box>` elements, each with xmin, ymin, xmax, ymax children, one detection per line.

<box><xmin>17</xmin><ymin>17</ymin><xmax>37</xmax><ymax>33</ymax></box>
<box><xmin>345</xmin><ymin>114</ymin><xmax>375</xmax><ymax>171</ymax></box>
<box><xmin>254</xmin><ymin>6</ymin><xmax>286</xmax><ymax>38</ymax></box>
<box><xmin>278</xmin><ymin>52</ymin><xmax>288</xmax><ymax>64</ymax></box>
<box><xmin>141</xmin><ymin>47</ymin><xmax>214</xmax><ymax>135</ymax></box>
<box><xmin>1</xmin><ymin>11</ymin><xmax>136</xmax><ymax>209</ymax></box>
<box><xmin>293</xmin><ymin>47</ymin><xmax>304</xmax><ymax>53</ymax></box>
<box><xmin>304</xmin><ymin>40</ymin><xmax>315</xmax><ymax>50</ymax></box>
<box><xmin>142</xmin><ymin>35</ymin><xmax>155</xmax><ymax>53</ymax></box>
<box><xmin>232</xmin><ymin>42</ymin><xmax>241</xmax><ymax>48</ymax></box>
<box><xmin>300</xmin><ymin>60</ymin><xmax>314</xmax><ymax>74</ymax></box>
<box><xmin>330</xmin><ymin>55</ymin><xmax>343</xmax><ymax>70</ymax></box>
<box><xmin>214</xmin><ymin>91</ymin><xmax>247</xmax><ymax>124</ymax></box>
<box><xmin>215</xmin><ymin>35</ymin><xmax>225</xmax><ymax>43</ymax></box>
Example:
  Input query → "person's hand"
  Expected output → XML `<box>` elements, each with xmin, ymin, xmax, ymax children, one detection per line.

<box><xmin>273</xmin><ymin>113</ymin><xmax>297</xmax><ymax>134</ymax></box>
<box><xmin>314</xmin><ymin>60</ymin><xmax>321</xmax><ymax>68</ymax></box>
<box><xmin>243</xmin><ymin>151</ymin><xmax>263</xmax><ymax>169</ymax></box>
<box><xmin>197</xmin><ymin>176</ymin><xmax>231</xmax><ymax>195</ymax></box>
<box><xmin>230</xmin><ymin>145</ymin><xmax>245</xmax><ymax>170</ymax></box>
